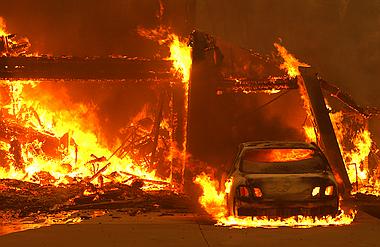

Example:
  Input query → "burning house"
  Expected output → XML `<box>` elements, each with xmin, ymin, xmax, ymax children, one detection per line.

<box><xmin>0</xmin><ymin>1</ymin><xmax>380</xmax><ymax>239</ymax></box>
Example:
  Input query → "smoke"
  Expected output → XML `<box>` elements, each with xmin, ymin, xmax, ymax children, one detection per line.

<box><xmin>194</xmin><ymin>0</ymin><xmax>380</xmax><ymax>106</ymax></box>
<box><xmin>1</xmin><ymin>1</ymin><xmax>378</xmax><ymax>105</ymax></box>
<box><xmin>0</xmin><ymin>0</ymin><xmax>163</xmax><ymax>56</ymax></box>
<box><xmin>193</xmin><ymin>0</ymin><xmax>380</xmax><ymax>144</ymax></box>
<box><xmin>1</xmin><ymin>0</ymin><xmax>378</xmax><ymax>152</ymax></box>
<box><xmin>188</xmin><ymin>53</ymin><xmax>307</xmax><ymax>167</ymax></box>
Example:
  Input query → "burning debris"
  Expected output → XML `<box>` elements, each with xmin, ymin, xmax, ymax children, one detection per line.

<box><xmin>0</xmin><ymin>80</ymin><xmax>173</xmax><ymax>188</ymax></box>
<box><xmin>0</xmin><ymin>17</ymin><xmax>30</xmax><ymax>56</ymax></box>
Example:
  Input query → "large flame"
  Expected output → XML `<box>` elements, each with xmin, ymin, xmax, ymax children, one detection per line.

<box><xmin>137</xmin><ymin>26</ymin><xmax>192</xmax><ymax>83</ymax></box>
<box><xmin>194</xmin><ymin>173</ymin><xmax>356</xmax><ymax>228</ymax></box>
<box><xmin>0</xmin><ymin>80</ymin><xmax>170</xmax><ymax>189</ymax></box>
<box><xmin>168</xmin><ymin>35</ymin><xmax>192</xmax><ymax>83</ymax></box>
<box><xmin>138</xmin><ymin>26</ymin><xmax>192</xmax><ymax>187</ymax></box>
<box><xmin>0</xmin><ymin>25</ymin><xmax>194</xmax><ymax>189</ymax></box>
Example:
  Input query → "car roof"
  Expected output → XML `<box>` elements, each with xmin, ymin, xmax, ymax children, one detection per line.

<box><xmin>240</xmin><ymin>141</ymin><xmax>318</xmax><ymax>150</ymax></box>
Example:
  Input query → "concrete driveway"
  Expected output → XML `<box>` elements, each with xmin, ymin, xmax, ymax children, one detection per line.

<box><xmin>1</xmin><ymin>211</ymin><xmax>380</xmax><ymax>247</ymax></box>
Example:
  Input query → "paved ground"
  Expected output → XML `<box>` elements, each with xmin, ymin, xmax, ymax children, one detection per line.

<box><xmin>1</xmin><ymin>211</ymin><xmax>380</xmax><ymax>247</ymax></box>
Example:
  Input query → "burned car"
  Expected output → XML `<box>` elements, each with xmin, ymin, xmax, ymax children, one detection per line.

<box><xmin>226</xmin><ymin>141</ymin><xmax>339</xmax><ymax>217</ymax></box>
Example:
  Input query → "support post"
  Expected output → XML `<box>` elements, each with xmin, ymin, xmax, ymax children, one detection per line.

<box><xmin>300</xmin><ymin>68</ymin><xmax>352</xmax><ymax>196</ymax></box>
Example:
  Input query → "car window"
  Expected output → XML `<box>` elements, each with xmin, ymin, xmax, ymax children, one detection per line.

<box><xmin>240</xmin><ymin>148</ymin><xmax>329</xmax><ymax>174</ymax></box>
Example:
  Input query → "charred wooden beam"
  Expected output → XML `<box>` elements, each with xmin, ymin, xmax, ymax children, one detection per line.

<box><xmin>0</xmin><ymin>34</ymin><xmax>30</xmax><ymax>56</ymax></box>
<box><xmin>0</xmin><ymin>119</ymin><xmax>60</xmax><ymax>157</ymax></box>
<box><xmin>320</xmin><ymin>78</ymin><xmax>380</xmax><ymax>118</ymax></box>
<box><xmin>217</xmin><ymin>77</ymin><xmax>298</xmax><ymax>94</ymax></box>
<box><xmin>0</xmin><ymin>56</ymin><xmax>177</xmax><ymax>81</ymax></box>
<box><xmin>151</xmin><ymin>89</ymin><xmax>165</xmax><ymax>162</ymax></box>
<box><xmin>86</xmin><ymin>162</ymin><xmax>110</xmax><ymax>183</ymax></box>
<box><xmin>300</xmin><ymin>68</ymin><xmax>352</xmax><ymax>195</ymax></box>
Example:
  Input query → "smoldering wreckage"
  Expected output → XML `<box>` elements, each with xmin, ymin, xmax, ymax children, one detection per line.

<box><xmin>0</xmin><ymin>18</ymin><xmax>380</xmax><ymax>230</ymax></box>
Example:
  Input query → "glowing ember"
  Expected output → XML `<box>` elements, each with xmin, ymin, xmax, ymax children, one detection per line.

<box><xmin>263</xmin><ymin>89</ymin><xmax>281</xmax><ymax>94</ymax></box>
<box><xmin>194</xmin><ymin>173</ymin><xmax>356</xmax><ymax>228</ymax></box>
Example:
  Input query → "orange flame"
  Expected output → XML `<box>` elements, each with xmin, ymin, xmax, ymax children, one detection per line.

<box><xmin>329</xmin><ymin>111</ymin><xmax>379</xmax><ymax>195</ymax></box>
<box><xmin>168</xmin><ymin>37</ymin><xmax>192</xmax><ymax>186</ymax></box>
<box><xmin>274</xmin><ymin>43</ymin><xmax>315</xmax><ymax>142</ymax></box>
<box><xmin>137</xmin><ymin>26</ymin><xmax>192</xmax><ymax>83</ymax></box>
<box><xmin>0</xmin><ymin>16</ymin><xmax>31</xmax><ymax>56</ymax></box>
<box><xmin>0</xmin><ymin>80</ymin><xmax>170</xmax><ymax>189</ymax></box>
<box><xmin>303</xmin><ymin>125</ymin><xmax>317</xmax><ymax>143</ymax></box>
<box><xmin>0</xmin><ymin>17</ymin><xmax>8</xmax><ymax>36</ymax></box>
<box><xmin>168</xmin><ymin>35</ymin><xmax>192</xmax><ymax>83</ymax></box>
<box><xmin>274</xmin><ymin>43</ymin><xmax>310</xmax><ymax>78</ymax></box>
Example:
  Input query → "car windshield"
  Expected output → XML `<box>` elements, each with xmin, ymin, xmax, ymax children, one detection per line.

<box><xmin>240</xmin><ymin>148</ymin><xmax>329</xmax><ymax>174</ymax></box>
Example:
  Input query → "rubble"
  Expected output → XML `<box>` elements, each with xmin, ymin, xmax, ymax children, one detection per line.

<box><xmin>0</xmin><ymin>34</ymin><xmax>30</xmax><ymax>56</ymax></box>
<box><xmin>0</xmin><ymin>178</ymin><xmax>188</xmax><ymax>215</ymax></box>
